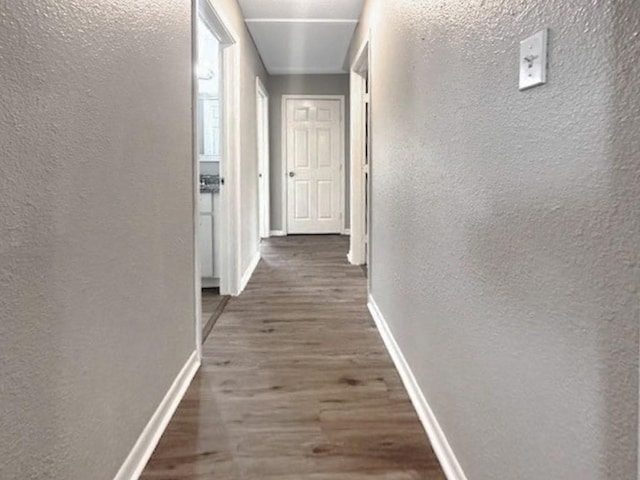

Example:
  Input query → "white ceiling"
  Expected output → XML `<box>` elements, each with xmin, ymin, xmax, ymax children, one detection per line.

<box><xmin>237</xmin><ymin>0</ymin><xmax>365</xmax><ymax>75</ymax></box>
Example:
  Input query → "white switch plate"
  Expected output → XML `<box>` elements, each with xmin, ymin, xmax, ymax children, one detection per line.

<box><xmin>519</xmin><ymin>29</ymin><xmax>547</xmax><ymax>90</ymax></box>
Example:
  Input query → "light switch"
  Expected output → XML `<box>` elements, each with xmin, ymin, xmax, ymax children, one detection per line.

<box><xmin>519</xmin><ymin>29</ymin><xmax>547</xmax><ymax>90</ymax></box>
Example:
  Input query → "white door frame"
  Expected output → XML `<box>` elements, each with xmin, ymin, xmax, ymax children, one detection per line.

<box><xmin>256</xmin><ymin>77</ymin><xmax>270</xmax><ymax>239</ymax></box>
<box><xmin>193</xmin><ymin>0</ymin><xmax>242</xmax><ymax>354</ymax></box>
<box><xmin>348</xmin><ymin>35</ymin><xmax>370</xmax><ymax>267</ymax></box>
<box><xmin>281</xmin><ymin>94</ymin><xmax>346</xmax><ymax>235</ymax></box>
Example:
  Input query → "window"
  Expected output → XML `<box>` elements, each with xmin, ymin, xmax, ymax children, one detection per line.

<box><xmin>197</xmin><ymin>18</ymin><xmax>221</xmax><ymax>162</ymax></box>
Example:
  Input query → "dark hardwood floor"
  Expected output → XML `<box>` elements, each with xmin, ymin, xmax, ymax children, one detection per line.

<box><xmin>202</xmin><ymin>288</ymin><xmax>229</xmax><ymax>342</ymax></box>
<box><xmin>141</xmin><ymin>235</ymin><xmax>446</xmax><ymax>479</ymax></box>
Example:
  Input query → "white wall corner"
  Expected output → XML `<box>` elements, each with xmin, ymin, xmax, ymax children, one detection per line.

<box><xmin>347</xmin><ymin>251</ymin><xmax>354</xmax><ymax>264</ymax></box>
<box><xmin>237</xmin><ymin>250</ymin><xmax>261</xmax><ymax>295</ymax></box>
<box><xmin>367</xmin><ymin>295</ymin><xmax>468</xmax><ymax>480</ymax></box>
<box><xmin>113</xmin><ymin>350</ymin><xmax>200</xmax><ymax>480</ymax></box>
<box><xmin>269</xmin><ymin>230</ymin><xmax>287</xmax><ymax>237</ymax></box>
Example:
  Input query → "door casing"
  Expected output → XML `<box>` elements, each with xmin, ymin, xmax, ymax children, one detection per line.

<box><xmin>348</xmin><ymin>34</ymin><xmax>371</xmax><ymax>270</ymax></box>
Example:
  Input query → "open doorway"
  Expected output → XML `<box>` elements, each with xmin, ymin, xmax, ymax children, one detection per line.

<box><xmin>197</xmin><ymin>8</ymin><xmax>228</xmax><ymax>342</ymax></box>
<box><xmin>348</xmin><ymin>37</ymin><xmax>370</xmax><ymax>285</ymax></box>
<box><xmin>256</xmin><ymin>77</ymin><xmax>270</xmax><ymax>239</ymax></box>
<box><xmin>194</xmin><ymin>0</ymin><xmax>241</xmax><ymax>347</ymax></box>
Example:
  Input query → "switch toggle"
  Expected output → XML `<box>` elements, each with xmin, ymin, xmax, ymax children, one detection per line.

<box><xmin>519</xmin><ymin>29</ymin><xmax>548</xmax><ymax>90</ymax></box>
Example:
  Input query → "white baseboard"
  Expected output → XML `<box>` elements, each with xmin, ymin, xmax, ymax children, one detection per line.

<box><xmin>237</xmin><ymin>250</ymin><xmax>261</xmax><ymax>295</ymax></box>
<box><xmin>269</xmin><ymin>230</ymin><xmax>286</xmax><ymax>237</ymax></box>
<box><xmin>367</xmin><ymin>295</ymin><xmax>468</xmax><ymax>480</ymax></box>
<box><xmin>113</xmin><ymin>350</ymin><xmax>200</xmax><ymax>480</ymax></box>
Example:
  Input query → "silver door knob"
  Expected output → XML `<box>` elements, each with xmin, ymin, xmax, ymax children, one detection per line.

<box><xmin>289</xmin><ymin>171</ymin><xmax>295</xmax><ymax>178</ymax></box>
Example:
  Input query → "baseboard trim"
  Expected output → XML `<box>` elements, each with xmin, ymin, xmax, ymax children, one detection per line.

<box><xmin>367</xmin><ymin>295</ymin><xmax>468</xmax><ymax>480</ymax></box>
<box><xmin>238</xmin><ymin>250</ymin><xmax>261</xmax><ymax>295</ymax></box>
<box><xmin>269</xmin><ymin>230</ymin><xmax>286</xmax><ymax>237</ymax></box>
<box><xmin>113</xmin><ymin>350</ymin><xmax>200</xmax><ymax>480</ymax></box>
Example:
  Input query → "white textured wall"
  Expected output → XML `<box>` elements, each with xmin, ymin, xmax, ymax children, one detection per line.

<box><xmin>0</xmin><ymin>1</ymin><xmax>195</xmax><ymax>479</ymax></box>
<box><xmin>350</xmin><ymin>0</ymin><xmax>639</xmax><ymax>478</ymax></box>
<box><xmin>268</xmin><ymin>74</ymin><xmax>350</xmax><ymax>232</ymax></box>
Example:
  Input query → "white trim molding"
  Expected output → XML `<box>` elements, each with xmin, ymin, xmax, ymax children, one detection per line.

<box><xmin>344</xmin><ymin>229</ymin><xmax>351</xmax><ymax>235</ymax></box>
<box><xmin>192</xmin><ymin>0</ymin><xmax>203</xmax><ymax>359</ymax></box>
<box><xmin>348</xmin><ymin>34</ymin><xmax>370</xmax><ymax>266</ymax></box>
<box><xmin>269</xmin><ymin>230</ymin><xmax>287</xmax><ymax>237</ymax></box>
<box><xmin>237</xmin><ymin>250</ymin><xmax>261</xmax><ymax>295</ymax></box>
<box><xmin>113</xmin><ymin>351</ymin><xmax>200</xmax><ymax>480</ymax></box>
<box><xmin>367</xmin><ymin>296</ymin><xmax>468</xmax><ymax>480</ymax></box>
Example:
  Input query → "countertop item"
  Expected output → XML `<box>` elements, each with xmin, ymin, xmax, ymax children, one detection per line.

<box><xmin>200</xmin><ymin>174</ymin><xmax>220</xmax><ymax>193</ymax></box>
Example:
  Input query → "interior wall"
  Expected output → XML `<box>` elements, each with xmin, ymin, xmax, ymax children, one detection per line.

<box><xmin>208</xmin><ymin>0</ymin><xmax>269</xmax><ymax>281</ymax></box>
<box><xmin>349</xmin><ymin>0</ymin><xmax>639</xmax><ymax>479</ymax></box>
<box><xmin>267</xmin><ymin>74</ymin><xmax>351</xmax><ymax>232</ymax></box>
<box><xmin>0</xmin><ymin>1</ymin><xmax>195</xmax><ymax>479</ymax></box>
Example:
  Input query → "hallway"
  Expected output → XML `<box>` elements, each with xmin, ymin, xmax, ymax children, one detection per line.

<box><xmin>141</xmin><ymin>236</ymin><xmax>445</xmax><ymax>479</ymax></box>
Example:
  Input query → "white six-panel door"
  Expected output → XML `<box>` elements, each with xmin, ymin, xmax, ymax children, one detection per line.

<box><xmin>285</xmin><ymin>98</ymin><xmax>343</xmax><ymax>234</ymax></box>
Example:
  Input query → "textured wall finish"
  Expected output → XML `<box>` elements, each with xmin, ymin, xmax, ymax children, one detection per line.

<box><xmin>0</xmin><ymin>1</ymin><xmax>195</xmax><ymax>479</ymax></box>
<box><xmin>268</xmin><ymin>74</ymin><xmax>350</xmax><ymax>231</ymax></box>
<box><xmin>350</xmin><ymin>0</ymin><xmax>639</xmax><ymax>478</ymax></box>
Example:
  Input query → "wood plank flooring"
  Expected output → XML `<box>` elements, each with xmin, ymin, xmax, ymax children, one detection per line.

<box><xmin>141</xmin><ymin>235</ymin><xmax>446</xmax><ymax>480</ymax></box>
<box><xmin>202</xmin><ymin>288</ymin><xmax>229</xmax><ymax>342</ymax></box>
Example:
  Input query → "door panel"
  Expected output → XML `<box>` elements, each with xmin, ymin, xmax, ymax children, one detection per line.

<box><xmin>317</xmin><ymin>107</ymin><xmax>332</xmax><ymax>122</ymax></box>
<box><xmin>286</xmin><ymin>98</ymin><xmax>343</xmax><ymax>234</ymax></box>
<box><xmin>294</xmin><ymin>181</ymin><xmax>311</xmax><ymax>220</ymax></box>
<box><xmin>317</xmin><ymin>128</ymin><xmax>332</xmax><ymax>167</ymax></box>
<box><xmin>293</xmin><ymin>129</ymin><xmax>310</xmax><ymax>168</ymax></box>
<box><xmin>317</xmin><ymin>181</ymin><xmax>333</xmax><ymax>219</ymax></box>
<box><xmin>294</xmin><ymin>106</ymin><xmax>310</xmax><ymax>122</ymax></box>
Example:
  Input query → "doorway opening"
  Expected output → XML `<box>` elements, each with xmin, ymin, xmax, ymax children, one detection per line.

<box><xmin>257</xmin><ymin>77</ymin><xmax>270</xmax><ymax>239</ymax></box>
<box><xmin>348</xmin><ymin>38</ymin><xmax>370</xmax><ymax>286</ymax></box>
<box><xmin>194</xmin><ymin>0</ymin><xmax>241</xmax><ymax>349</ymax></box>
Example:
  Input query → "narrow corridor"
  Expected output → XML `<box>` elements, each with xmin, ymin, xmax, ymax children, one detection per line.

<box><xmin>141</xmin><ymin>236</ymin><xmax>446</xmax><ymax>479</ymax></box>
